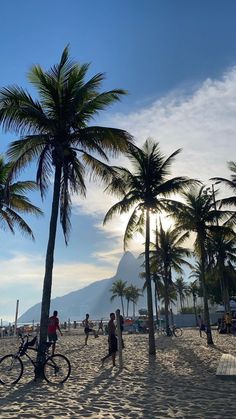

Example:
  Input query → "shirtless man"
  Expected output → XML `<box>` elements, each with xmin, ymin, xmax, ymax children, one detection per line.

<box><xmin>83</xmin><ymin>313</ymin><xmax>98</xmax><ymax>345</ymax></box>
<box><xmin>101</xmin><ymin>312</ymin><xmax>117</xmax><ymax>367</ymax></box>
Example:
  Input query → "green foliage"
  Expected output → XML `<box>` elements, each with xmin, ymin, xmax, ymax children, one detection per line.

<box><xmin>0</xmin><ymin>155</ymin><xmax>42</xmax><ymax>238</ymax></box>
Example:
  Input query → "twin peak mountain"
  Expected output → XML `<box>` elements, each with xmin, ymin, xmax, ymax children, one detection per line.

<box><xmin>19</xmin><ymin>251</ymin><xmax>146</xmax><ymax>323</ymax></box>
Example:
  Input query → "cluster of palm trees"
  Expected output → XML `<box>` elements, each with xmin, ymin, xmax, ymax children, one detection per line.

<box><xmin>0</xmin><ymin>47</ymin><xmax>236</xmax><ymax>367</ymax></box>
<box><xmin>110</xmin><ymin>279</ymin><xmax>142</xmax><ymax>317</ymax></box>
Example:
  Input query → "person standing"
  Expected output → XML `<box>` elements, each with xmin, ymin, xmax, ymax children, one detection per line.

<box><xmin>98</xmin><ymin>319</ymin><xmax>104</xmax><ymax>335</ymax></box>
<box><xmin>83</xmin><ymin>313</ymin><xmax>98</xmax><ymax>345</ymax></box>
<box><xmin>225</xmin><ymin>312</ymin><xmax>232</xmax><ymax>334</ymax></box>
<box><xmin>198</xmin><ymin>314</ymin><xmax>206</xmax><ymax>338</ymax></box>
<box><xmin>48</xmin><ymin>310</ymin><xmax>63</xmax><ymax>355</ymax></box>
<box><xmin>101</xmin><ymin>312</ymin><xmax>117</xmax><ymax>367</ymax></box>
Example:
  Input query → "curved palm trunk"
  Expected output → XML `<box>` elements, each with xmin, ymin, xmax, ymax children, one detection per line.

<box><xmin>199</xmin><ymin>238</ymin><xmax>214</xmax><ymax>345</ymax></box>
<box><xmin>145</xmin><ymin>208</ymin><xmax>156</xmax><ymax>355</ymax></box>
<box><xmin>36</xmin><ymin>165</ymin><xmax>62</xmax><ymax>375</ymax></box>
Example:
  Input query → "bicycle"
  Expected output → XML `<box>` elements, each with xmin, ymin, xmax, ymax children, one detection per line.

<box><xmin>0</xmin><ymin>334</ymin><xmax>71</xmax><ymax>385</ymax></box>
<box><xmin>157</xmin><ymin>325</ymin><xmax>183</xmax><ymax>337</ymax></box>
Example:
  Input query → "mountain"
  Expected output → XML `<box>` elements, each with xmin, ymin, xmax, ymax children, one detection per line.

<box><xmin>18</xmin><ymin>251</ymin><xmax>147</xmax><ymax>323</ymax></box>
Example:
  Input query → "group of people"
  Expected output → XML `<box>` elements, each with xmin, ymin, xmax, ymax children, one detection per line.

<box><xmin>198</xmin><ymin>311</ymin><xmax>235</xmax><ymax>337</ymax></box>
<box><xmin>47</xmin><ymin>310</ymin><xmax>124</xmax><ymax>367</ymax></box>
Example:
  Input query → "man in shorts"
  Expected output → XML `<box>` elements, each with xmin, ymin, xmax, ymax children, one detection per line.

<box><xmin>48</xmin><ymin>310</ymin><xmax>63</xmax><ymax>355</ymax></box>
<box><xmin>101</xmin><ymin>312</ymin><xmax>117</xmax><ymax>367</ymax></box>
<box><xmin>83</xmin><ymin>313</ymin><xmax>98</xmax><ymax>345</ymax></box>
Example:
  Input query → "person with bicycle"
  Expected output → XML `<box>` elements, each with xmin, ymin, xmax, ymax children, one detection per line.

<box><xmin>48</xmin><ymin>310</ymin><xmax>63</xmax><ymax>355</ymax></box>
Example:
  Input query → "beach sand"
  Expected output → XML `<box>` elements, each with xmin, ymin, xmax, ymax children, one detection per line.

<box><xmin>0</xmin><ymin>328</ymin><xmax>236</xmax><ymax>418</ymax></box>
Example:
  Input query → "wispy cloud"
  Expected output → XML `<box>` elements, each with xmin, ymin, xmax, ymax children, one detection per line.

<box><xmin>72</xmin><ymin>67</ymin><xmax>236</xmax><ymax>253</ymax></box>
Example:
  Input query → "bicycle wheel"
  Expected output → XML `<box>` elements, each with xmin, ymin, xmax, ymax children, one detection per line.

<box><xmin>173</xmin><ymin>327</ymin><xmax>183</xmax><ymax>337</ymax></box>
<box><xmin>43</xmin><ymin>354</ymin><xmax>71</xmax><ymax>384</ymax></box>
<box><xmin>0</xmin><ymin>355</ymin><xmax>23</xmax><ymax>385</ymax></box>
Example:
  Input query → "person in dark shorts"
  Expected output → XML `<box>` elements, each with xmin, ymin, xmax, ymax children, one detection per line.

<box><xmin>198</xmin><ymin>314</ymin><xmax>206</xmax><ymax>337</ymax></box>
<box><xmin>98</xmin><ymin>319</ymin><xmax>104</xmax><ymax>334</ymax></box>
<box><xmin>83</xmin><ymin>313</ymin><xmax>98</xmax><ymax>345</ymax></box>
<box><xmin>48</xmin><ymin>310</ymin><xmax>63</xmax><ymax>355</ymax></box>
<box><xmin>101</xmin><ymin>312</ymin><xmax>117</xmax><ymax>367</ymax></box>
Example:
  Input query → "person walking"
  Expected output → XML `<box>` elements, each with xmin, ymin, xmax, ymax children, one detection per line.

<box><xmin>101</xmin><ymin>312</ymin><xmax>118</xmax><ymax>367</ymax></box>
<box><xmin>83</xmin><ymin>314</ymin><xmax>98</xmax><ymax>345</ymax></box>
<box><xmin>47</xmin><ymin>310</ymin><xmax>63</xmax><ymax>355</ymax></box>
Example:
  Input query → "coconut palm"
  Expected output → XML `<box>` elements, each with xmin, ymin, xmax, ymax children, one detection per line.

<box><xmin>0</xmin><ymin>47</ymin><xmax>132</xmax><ymax>364</ymax></box>
<box><xmin>188</xmin><ymin>280</ymin><xmax>199</xmax><ymax>326</ymax></box>
<box><xmin>0</xmin><ymin>155</ymin><xmax>42</xmax><ymax>237</ymax></box>
<box><xmin>150</xmin><ymin>223</ymin><xmax>192</xmax><ymax>333</ymax></box>
<box><xmin>127</xmin><ymin>284</ymin><xmax>142</xmax><ymax>318</ymax></box>
<box><xmin>174</xmin><ymin>276</ymin><xmax>188</xmax><ymax>312</ymax></box>
<box><xmin>211</xmin><ymin>161</ymin><xmax>236</xmax><ymax>214</ymax></box>
<box><xmin>124</xmin><ymin>286</ymin><xmax>133</xmax><ymax>317</ymax></box>
<box><xmin>110</xmin><ymin>279</ymin><xmax>127</xmax><ymax>316</ymax></box>
<box><xmin>168</xmin><ymin>186</ymin><xmax>231</xmax><ymax>344</ymax></box>
<box><xmin>207</xmin><ymin>225</ymin><xmax>236</xmax><ymax>310</ymax></box>
<box><xmin>104</xmin><ymin>139</ymin><xmax>195</xmax><ymax>354</ymax></box>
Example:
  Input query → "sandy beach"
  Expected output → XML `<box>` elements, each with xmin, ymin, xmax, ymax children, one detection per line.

<box><xmin>0</xmin><ymin>328</ymin><xmax>236</xmax><ymax>418</ymax></box>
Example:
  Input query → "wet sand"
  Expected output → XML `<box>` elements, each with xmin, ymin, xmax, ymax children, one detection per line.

<box><xmin>0</xmin><ymin>329</ymin><xmax>236</xmax><ymax>418</ymax></box>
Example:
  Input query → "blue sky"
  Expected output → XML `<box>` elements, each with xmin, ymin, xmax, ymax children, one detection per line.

<box><xmin>1</xmin><ymin>0</ymin><xmax>236</xmax><ymax>321</ymax></box>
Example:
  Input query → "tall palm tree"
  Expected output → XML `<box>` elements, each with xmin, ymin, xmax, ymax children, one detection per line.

<box><xmin>127</xmin><ymin>284</ymin><xmax>142</xmax><ymax>318</ymax></box>
<box><xmin>207</xmin><ymin>225</ymin><xmax>236</xmax><ymax>310</ymax></box>
<box><xmin>124</xmin><ymin>285</ymin><xmax>133</xmax><ymax>317</ymax></box>
<box><xmin>168</xmin><ymin>186</ymin><xmax>231</xmax><ymax>344</ymax></box>
<box><xmin>0</xmin><ymin>47</ymin><xmax>132</xmax><ymax>365</ymax></box>
<box><xmin>110</xmin><ymin>279</ymin><xmax>127</xmax><ymax>316</ymax></box>
<box><xmin>188</xmin><ymin>280</ymin><xmax>199</xmax><ymax>326</ymax></box>
<box><xmin>150</xmin><ymin>223</ymin><xmax>192</xmax><ymax>333</ymax></box>
<box><xmin>174</xmin><ymin>276</ymin><xmax>188</xmax><ymax>312</ymax></box>
<box><xmin>211</xmin><ymin>161</ymin><xmax>236</xmax><ymax>212</ymax></box>
<box><xmin>104</xmin><ymin>139</ymin><xmax>194</xmax><ymax>354</ymax></box>
<box><xmin>0</xmin><ymin>155</ymin><xmax>42</xmax><ymax>237</ymax></box>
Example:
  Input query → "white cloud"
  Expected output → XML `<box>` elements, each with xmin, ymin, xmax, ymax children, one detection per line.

<box><xmin>0</xmin><ymin>253</ymin><xmax>115</xmax><ymax>296</ymax></box>
<box><xmin>72</xmin><ymin>67</ymin><xmax>236</xmax><ymax>253</ymax></box>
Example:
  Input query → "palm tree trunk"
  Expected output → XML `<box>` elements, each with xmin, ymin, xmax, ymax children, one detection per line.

<box><xmin>154</xmin><ymin>284</ymin><xmax>159</xmax><ymax>328</ymax></box>
<box><xmin>164</xmin><ymin>275</ymin><xmax>170</xmax><ymax>334</ymax></box>
<box><xmin>193</xmin><ymin>296</ymin><xmax>198</xmax><ymax>326</ymax></box>
<box><xmin>145</xmin><ymin>208</ymin><xmax>156</xmax><ymax>355</ymax></box>
<box><xmin>200</xmin><ymin>239</ymin><xmax>213</xmax><ymax>345</ymax></box>
<box><xmin>127</xmin><ymin>299</ymin><xmax>129</xmax><ymax>317</ymax></box>
<box><xmin>36</xmin><ymin>165</ymin><xmax>62</xmax><ymax>375</ymax></box>
<box><xmin>121</xmin><ymin>296</ymin><xmax>125</xmax><ymax>317</ymax></box>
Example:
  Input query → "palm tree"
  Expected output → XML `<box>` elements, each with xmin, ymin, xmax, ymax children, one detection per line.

<box><xmin>207</xmin><ymin>225</ymin><xmax>236</xmax><ymax>311</ymax></box>
<box><xmin>150</xmin><ymin>223</ymin><xmax>192</xmax><ymax>333</ymax></box>
<box><xmin>169</xmin><ymin>186</ymin><xmax>231</xmax><ymax>344</ymax></box>
<box><xmin>0</xmin><ymin>47</ymin><xmax>132</xmax><ymax>365</ymax></box>
<box><xmin>0</xmin><ymin>155</ymin><xmax>42</xmax><ymax>237</ymax></box>
<box><xmin>104</xmin><ymin>139</ymin><xmax>194</xmax><ymax>354</ymax></box>
<box><xmin>188</xmin><ymin>280</ymin><xmax>199</xmax><ymax>326</ymax></box>
<box><xmin>128</xmin><ymin>284</ymin><xmax>142</xmax><ymax>318</ymax></box>
<box><xmin>124</xmin><ymin>285</ymin><xmax>133</xmax><ymax>317</ymax></box>
<box><xmin>174</xmin><ymin>277</ymin><xmax>188</xmax><ymax>312</ymax></box>
<box><xmin>211</xmin><ymin>161</ymin><xmax>236</xmax><ymax>214</ymax></box>
<box><xmin>110</xmin><ymin>279</ymin><xmax>127</xmax><ymax>316</ymax></box>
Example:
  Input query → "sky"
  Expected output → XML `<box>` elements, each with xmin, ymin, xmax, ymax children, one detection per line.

<box><xmin>1</xmin><ymin>0</ymin><xmax>236</xmax><ymax>321</ymax></box>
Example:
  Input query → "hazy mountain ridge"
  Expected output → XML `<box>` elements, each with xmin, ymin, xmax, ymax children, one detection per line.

<box><xmin>19</xmin><ymin>252</ymin><xmax>146</xmax><ymax>322</ymax></box>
